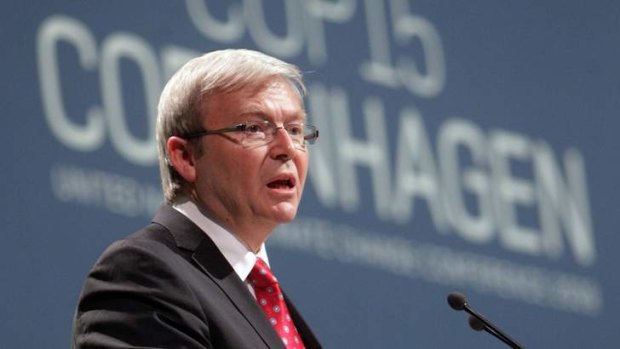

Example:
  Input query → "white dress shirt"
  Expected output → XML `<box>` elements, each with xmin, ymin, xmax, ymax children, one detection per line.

<box><xmin>172</xmin><ymin>198</ymin><xmax>269</xmax><ymax>297</ymax></box>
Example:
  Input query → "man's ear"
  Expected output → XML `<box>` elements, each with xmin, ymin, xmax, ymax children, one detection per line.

<box><xmin>166</xmin><ymin>136</ymin><xmax>197</xmax><ymax>183</ymax></box>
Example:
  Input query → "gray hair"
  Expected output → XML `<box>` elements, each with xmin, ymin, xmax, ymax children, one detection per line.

<box><xmin>156</xmin><ymin>49</ymin><xmax>306</xmax><ymax>203</ymax></box>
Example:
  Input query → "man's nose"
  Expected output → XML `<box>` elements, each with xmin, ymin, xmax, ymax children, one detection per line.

<box><xmin>269</xmin><ymin>127</ymin><xmax>297</xmax><ymax>160</ymax></box>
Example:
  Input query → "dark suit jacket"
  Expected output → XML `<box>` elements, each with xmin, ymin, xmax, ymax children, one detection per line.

<box><xmin>72</xmin><ymin>205</ymin><xmax>321</xmax><ymax>349</ymax></box>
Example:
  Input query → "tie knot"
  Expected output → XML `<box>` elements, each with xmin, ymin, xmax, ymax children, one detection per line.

<box><xmin>249</xmin><ymin>258</ymin><xmax>278</xmax><ymax>288</ymax></box>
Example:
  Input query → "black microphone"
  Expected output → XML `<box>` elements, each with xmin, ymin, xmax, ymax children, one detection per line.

<box><xmin>447</xmin><ymin>292</ymin><xmax>524</xmax><ymax>349</ymax></box>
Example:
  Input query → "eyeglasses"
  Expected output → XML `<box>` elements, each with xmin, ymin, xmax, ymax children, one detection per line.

<box><xmin>181</xmin><ymin>120</ymin><xmax>319</xmax><ymax>149</ymax></box>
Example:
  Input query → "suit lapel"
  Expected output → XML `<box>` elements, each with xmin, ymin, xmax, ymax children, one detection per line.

<box><xmin>284</xmin><ymin>293</ymin><xmax>322</xmax><ymax>349</ymax></box>
<box><xmin>153</xmin><ymin>206</ymin><xmax>285</xmax><ymax>349</ymax></box>
<box><xmin>192</xmin><ymin>238</ymin><xmax>286</xmax><ymax>349</ymax></box>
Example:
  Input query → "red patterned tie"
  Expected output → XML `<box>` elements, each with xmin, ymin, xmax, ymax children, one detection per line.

<box><xmin>249</xmin><ymin>258</ymin><xmax>305</xmax><ymax>349</ymax></box>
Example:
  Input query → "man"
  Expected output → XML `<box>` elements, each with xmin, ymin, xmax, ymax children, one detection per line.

<box><xmin>72</xmin><ymin>49</ymin><xmax>322</xmax><ymax>349</ymax></box>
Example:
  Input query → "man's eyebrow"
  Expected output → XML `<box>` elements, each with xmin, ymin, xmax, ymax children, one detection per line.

<box><xmin>236</xmin><ymin>110</ymin><xmax>307</xmax><ymax>122</ymax></box>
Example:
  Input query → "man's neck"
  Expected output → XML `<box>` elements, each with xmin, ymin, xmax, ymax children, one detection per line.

<box><xmin>186</xmin><ymin>196</ymin><xmax>275</xmax><ymax>253</ymax></box>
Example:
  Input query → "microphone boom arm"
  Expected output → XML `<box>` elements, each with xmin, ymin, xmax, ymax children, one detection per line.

<box><xmin>447</xmin><ymin>292</ymin><xmax>524</xmax><ymax>349</ymax></box>
<box><xmin>463</xmin><ymin>305</ymin><xmax>524</xmax><ymax>349</ymax></box>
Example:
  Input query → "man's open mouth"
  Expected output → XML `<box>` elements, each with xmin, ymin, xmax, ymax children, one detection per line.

<box><xmin>267</xmin><ymin>179</ymin><xmax>294</xmax><ymax>189</ymax></box>
<box><xmin>267</xmin><ymin>175</ymin><xmax>295</xmax><ymax>189</ymax></box>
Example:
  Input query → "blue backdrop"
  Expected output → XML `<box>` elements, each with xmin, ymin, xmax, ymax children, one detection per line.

<box><xmin>2</xmin><ymin>1</ymin><xmax>619</xmax><ymax>348</ymax></box>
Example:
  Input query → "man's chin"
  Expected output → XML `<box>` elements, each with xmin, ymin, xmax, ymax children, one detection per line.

<box><xmin>269</xmin><ymin>203</ymin><xmax>299</xmax><ymax>223</ymax></box>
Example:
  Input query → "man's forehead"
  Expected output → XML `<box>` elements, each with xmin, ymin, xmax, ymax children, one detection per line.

<box><xmin>205</xmin><ymin>81</ymin><xmax>305</xmax><ymax>122</ymax></box>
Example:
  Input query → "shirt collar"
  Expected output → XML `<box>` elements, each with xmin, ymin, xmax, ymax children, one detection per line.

<box><xmin>172</xmin><ymin>198</ymin><xmax>269</xmax><ymax>282</ymax></box>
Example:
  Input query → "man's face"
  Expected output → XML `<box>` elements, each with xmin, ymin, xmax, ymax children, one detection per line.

<box><xmin>192</xmin><ymin>79</ymin><xmax>309</xmax><ymax>234</ymax></box>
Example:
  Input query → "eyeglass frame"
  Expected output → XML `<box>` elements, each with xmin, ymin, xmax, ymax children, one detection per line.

<box><xmin>179</xmin><ymin>120</ymin><xmax>319</xmax><ymax>149</ymax></box>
